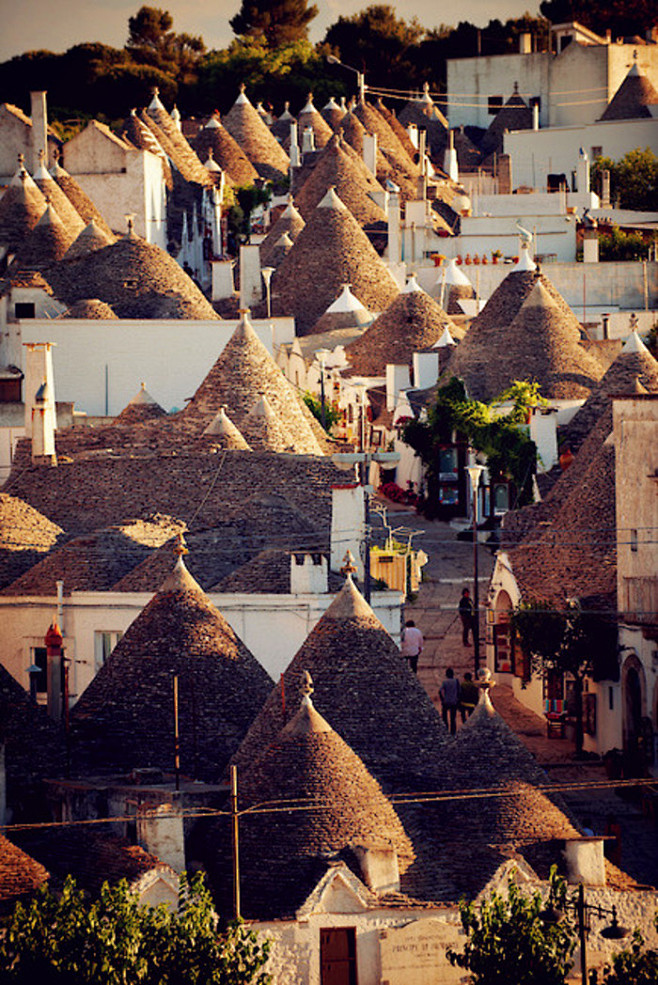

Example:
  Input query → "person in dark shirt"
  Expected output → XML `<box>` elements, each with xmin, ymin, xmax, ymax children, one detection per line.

<box><xmin>459</xmin><ymin>671</ymin><xmax>479</xmax><ymax>721</ymax></box>
<box><xmin>439</xmin><ymin>667</ymin><xmax>460</xmax><ymax>735</ymax></box>
<box><xmin>458</xmin><ymin>588</ymin><xmax>474</xmax><ymax>646</ymax></box>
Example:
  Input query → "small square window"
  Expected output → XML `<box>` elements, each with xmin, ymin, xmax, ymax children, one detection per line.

<box><xmin>630</xmin><ymin>529</ymin><xmax>638</xmax><ymax>553</ymax></box>
<box><xmin>15</xmin><ymin>302</ymin><xmax>35</xmax><ymax>319</ymax></box>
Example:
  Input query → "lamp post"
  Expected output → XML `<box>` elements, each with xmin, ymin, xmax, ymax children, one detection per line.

<box><xmin>541</xmin><ymin>883</ymin><xmax>629</xmax><ymax>985</ymax></box>
<box><xmin>261</xmin><ymin>266</ymin><xmax>274</xmax><ymax>318</ymax></box>
<box><xmin>465</xmin><ymin>463</ymin><xmax>485</xmax><ymax>676</ymax></box>
<box><xmin>326</xmin><ymin>54</ymin><xmax>366</xmax><ymax>101</ymax></box>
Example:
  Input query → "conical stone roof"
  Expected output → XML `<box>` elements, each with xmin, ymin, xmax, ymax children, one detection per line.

<box><xmin>50</xmin><ymin>162</ymin><xmax>114</xmax><ymax>239</ymax></box>
<box><xmin>600</xmin><ymin>62</ymin><xmax>658</xmax><ymax>121</ymax></box>
<box><xmin>321</xmin><ymin>96</ymin><xmax>345</xmax><ymax>131</ymax></box>
<box><xmin>70</xmin><ymin>554</ymin><xmax>272</xmax><ymax>781</ymax></box>
<box><xmin>115</xmin><ymin>383</ymin><xmax>166</xmax><ymax>425</ymax></box>
<box><xmin>272</xmin><ymin>187</ymin><xmax>400</xmax><ymax>336</ymax></box>
<box><xmin>339</xmin><ymin>110</ymin><xmax>418</xmax><ymax>201</ymax></box>
<box><xmin>63</xmin><ymin>219</ymin><xmax>114</xmax><ymax>261</ymax></box>
<box><xmin>62</xmin><ymin>298</ymin><xmax>118</xmax><ymax>319</ymax></box>
<box><xmin>294</xmin><ymin>134</ymin><xmax>387</xmax><ymax>230</ymax></box>
<box><xmin>0</xmin><ymin>493</ymin><xmax>64</xmax><ymax>589</ymax></box>
<box><xmin>232</xmin><ymin>576</ymin><xmax>450</xmax><ymax>789</ymax></box>
<box><xmin>147</xmin><ymin>91</ymin><xmax>212</xmax><ymax>187</ymax></box>
<box><xmin>202</xmin><ymin>405</ymin><xmax>251</xmax><ymax>449</ymax></box>
<box><xmin>297</xmin><ymin>93</ymin><xmax>334</xmax><ymax>149</ymax></box>
<box><xmin>0</xmin><ymin>168</ymin><xmax>47</xmax><ymax>253</ymax></box>
<box><xmin>182</xmin><ymin>309</ymin><xmax>325</xmax><ymax>454</ymax></box>
<box><xmin>259</xmin><ymin>199</ymin><xmax>305</xmax><ymax>264</ymax></box>
<box><xmin>47</xmin><ymin>229</ymin><xmax>219</xmax><ymax>320</ymax></box>
<box><xmin>375</xmin><ymin>98</ymin><xmax>420</xmax><ymax>162</ymax></box>
<box><xmin>398</xmin><ymin>91</ymin><xmax>449</xmax><ymax>163</ymax></box>
<box><xmin>9</xmin><ymin>203</ymin><xmax>73</xmax><ymax>270</ymax></box>
<box><xmin>432</xmin><ymin>258</ymin><xmax>475</xmax><ymax>315</ymax></box>
<box><xmin>346</xmin><ymin>278</ymin><xmax>456</xmax><ymax>375</ymax></box>
<box><xmin>0</xmin><ymin>833</ymin><xmax>49</xmax><ymax>908</ymax></box>
<box><xmin>449</xmin><ymin>269</ymin><xmax>603</xmax><ymax>400</ymax></box>
<box><xmin>353</xmin><ymin>99</ymin><xmax>418</xmax><ymax>175</ymax></box>
<box><xmin>269</xmin><ymin>102</ymin><xmax>296</xmax><ymax>143</ymax></box>
<box><xmin>481</xmin><ymin>89</ymin><xmax>533</xmax><ymax>157</ymax></box>
<box><xmin>311</xmin><ymin>283</ymin><xmax>372</xmax><ymax>334</ymax></box>
<box><xmin>193</xmin><ymin>115</ymin><xmax>259</xmax><ymax>186</ymax></box>
<box><xmin>207</xmin><ymin>686</ymin><xmax>414</xmax><ymax>919</ymax></box>
<box><xmin>223</xmin><ymin>87</ymin><xmax>290</xmax><ymax>183</ymax></box>
<box><xmin>239</xmin><ymin>394</ymin><xmax>293</xmax><ymax>452</ymax></box>
<box><xmin>563</xmin><ymin>332</ymin><xmax>658</xmax><ymax>452</ymax></box>
<box><xmin>262</xmin><ymin>231</ymin><xmax>293</xmax><ymax>269</ymax></box>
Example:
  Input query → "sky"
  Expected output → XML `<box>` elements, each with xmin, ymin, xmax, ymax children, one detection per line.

<box><xmin>0</xmin><ymin>0</ymin><xmax>541</xmax><ymax>63</ymax></box>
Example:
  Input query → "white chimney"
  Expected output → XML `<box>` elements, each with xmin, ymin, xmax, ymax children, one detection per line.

<box><xmin>363</xmin><ymin>133</ymin><xmax>377</xmax><ymax>176</ymax></box>
<box><xmin>330</xmin><ymin>485</ymin><xmax>365</xmax><ymax>579</ymax></box>
<box><xmin>564</xmin><ymin>838</ymin><xmax>606</xmax><ymax>887</ymax></box>
<box><xmin>137</xmin><ymin>803</ymin><xmax>185</xmax><ymax>873</ymax></box>
<box><xmin>413</xmin><ymin>350</ymin><xmax>440</xmax><ymax>390</ymax></box>
<box><xmin>443</xmin><ymin>130</ymin><xmax>458</xmax><ymax>182</ymax></box>
<box><xmin>301</xmin><ymin>126</ymin><xmax>315</xmax><ymax>154</ymax></box>
<box><xmin>532</xmin><ymin>103</ymin><xmax>539</xmax><ymax>130</ymax></box>
<box><xmin>23</xmin><ymin>342</ymin><xmax>57</xmax><ymax>438</ymax></box>
<box><xmin>289</xmin><ymin>122</ymin><xmax>301</xmax><ymax>168</ymax></box>
<box><xmin>239</xmin><ymin>244</ymin><xmax>262</xmax><ymax>309</ymax></box>
<box><xmin>211</xmin><ymin>259</ymin><xmax>234</xmax><ymax>301</ymax></box>
<box><xmin>386</xmin><ymin>364</ymin><xmax>409</xmax><ymax>411</ymax></box>
<box><xmin>290</xmin><ymin>554</ymin><xmax>328</xmax><ymax>594</ymax></box>
<box><xmin>30</xmin><ymin>91</ymin><xmax>48</xmax><ymax>173</ymax></box>
<box><xmin>577</xmin><ymin>148</ymin><xmax>590</xmax><ymax>194</ymax></box>
<box><xmin>387</xmin><ymin>191</ymin><xmax>401</xmax><ymax>266</ymax></box>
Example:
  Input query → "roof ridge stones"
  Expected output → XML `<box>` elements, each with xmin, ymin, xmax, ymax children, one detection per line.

<box><xmin>231</xmin><ymin>575</ymin><xmax>450</xmax><ymax>789</ymax></box>
<box><xmin>70</xmin><ymin>554</ymin><xmax>272</xmax><ymax>781</ymax></box>
<box><xmin>345</xmin><ymin>281</ymin><xmax>456</xmax><ymax>376</ymax></box>
<box><xmin>271</xmin><ymin>186</ymin><xmax>400</xmax><ymax>336</ymax></box>
<box><xmin>182</xmin><ymin>309</ymin><xmax>324</xmax><ymax>455</ymax></box>
<box><xmin>223</xmin><ymin>87</ymin><xmax>290</xmax><ymax>184</ymax></box>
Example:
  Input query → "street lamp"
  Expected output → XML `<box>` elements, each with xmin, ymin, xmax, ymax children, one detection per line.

<box><xmin>541</xmin><ymin>883</ymin><xmax>629</xmax><ymax>985</ymax></box>
<box><xmin>326</xmin><ymin>54</ymin><xmax>366</xmax><ymax>102</ymax></box>
<box><xmin>466</xmin><ymin>462</ymin><xmax>485</xmax><ymax>676</ymax></box>
<box><xmin>261</xmin><ymin>266</ymin><xmax>274</xmax><ymax>318</ymax></box>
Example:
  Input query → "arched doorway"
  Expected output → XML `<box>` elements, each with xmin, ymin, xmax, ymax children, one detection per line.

<box><xmin>621</xmin><ymin>654</ymin><xmax>647</xmax><ymax>773</ymax></box>
<box><xmin>493</xmin><ymin>590</ymin><xmax>515</xmax><ymax>675</ymax></box>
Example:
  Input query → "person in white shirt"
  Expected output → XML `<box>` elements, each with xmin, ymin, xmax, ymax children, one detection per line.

<box><xmin>401</xmin><ymin>619</ymin><xmax>423</xmax><ymax>674</ymax></box>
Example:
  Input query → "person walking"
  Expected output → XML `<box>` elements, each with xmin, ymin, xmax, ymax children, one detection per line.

<box><xmin>458</xmin><ymin>588</ymin><xmax>474</xmax><ymax>646</ymax></box>
<box><xmin>459</xmin><ymin>671</ymin><xmax>479</xmax><ymax>722</ymax></box>
<box><xmin>401</xmin><ymin>619</ymin><xmax>423</xmax><ymax>674</ymax></box>
<box><xmin>439</xmin><ymin>667</ymin><xmax>460</xmax><ymax>735</ymax></box>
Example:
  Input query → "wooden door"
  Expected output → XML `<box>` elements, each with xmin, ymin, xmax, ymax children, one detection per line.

<box><xmin>320</xmin><ymin>927</ymin><xmax>358</xmax><ymax>985</ymax></box>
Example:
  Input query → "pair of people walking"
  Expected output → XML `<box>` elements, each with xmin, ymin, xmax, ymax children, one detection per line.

<box><xmin>439</xmin><ymin>669</ymin><xmax>479</xmax><ymax>735</ymax></box>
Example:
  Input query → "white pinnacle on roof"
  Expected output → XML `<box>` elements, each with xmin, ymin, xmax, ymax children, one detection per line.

<box><xmin>279</xmin><ymin>102</ymin><xmax>294</xmax><ymax>121</ymax></box>
<box><xmin>325</xmin><ymin>284</ymin><xmax>369</xmax><ymax>315</ymax></box>
<box><xmin>513</xmin><ymin>246</ymin><xmax>536</xmax><ymax>272</ymax></box>
<box><xmin>129</xmin><ymin>382</ymin><xmax>158</xmax><ymax>406</ymax></box>
<box><xmin>622</xmin><ymin>330</ymin><xmax>650</xmax><ymax>354</ymax></box>
<box><xmin>317</xmin><ymin>186</ymin><xmax>347</xmax><ymax>211</ymax></box>
<box><xmin>402</xmin><ymin>273</ymin><xmax>424</xmax><ymax>294</ymax></box>
<box><xmin>443</xmin><ymin>257</ymin><xmax>473</xmax><ymax>287</ymax></box>
<box><xmin>148</xmin><ymin>87</ymin><xmax>166</xmax><ymax>113</ymax></box>
<box><xmin>171</xmin><ymin>105</ymin><xmax>181</xmax><ymax>122</ymax></box>
<box><xmin>275</xmin><ymin>232</ymin><xmax>293</xmax><ymax>248</ymax></box>
<box><xmin>434</xmin><ymin>326</ymin><xmax>456</xmax><ymax>347</ymax></box>
<box><xmin>204</xmin><ymin>116</ymin><xmax>221</xmax><ymax>129</ymax></box>
<box><xmin>300</xmin><ymin>93</ymin><xmax>316</xmax><ymax>114</ymax></box>
<box><xmin>160</xmin><ymin>554</ymin><xmax>203</xmax><ymax>594</ymax></box>
<box><xmin>324</xmin><ymin>96</ymin><xmax>340</xmax><ymax>111</ymax></box>
<box><xmin>204</xmin><ymin>150</ymin><xmax>221</xmax><ymax>173</ymax></box>
<box><xmin>234</xmin><ymin>85</ymin><xmax>250</xmax><ymax>106</ymax></box>
<box><xmin>33</xmin><ymin>154</ymin><xmax>51</xmax><ymax>182</ymax></box>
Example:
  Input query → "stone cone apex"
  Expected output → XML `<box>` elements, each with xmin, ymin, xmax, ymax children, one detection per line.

<box><xmin>204</xmin><ymin>116</ymin><xmax>221</xmax><ymax>129</ymax></box>
<box><xmin>326</xmin><ymin>284</ymin><xmax>369</xmax><ymax>315</ymax></box>
<box><xmin>283</xmin><ymin>690</ymin><xmax>332</xmax><ymax>737</ymax></box>
<box><xmin>322</xmin><ymin>574</ymin><xmax>377</xmax><ymax>622</ymax></box>
<box><xmin>115</xmin><ymin>384</ymin><xmax>165</xmax><ymax>424</ymax></box>
<box><xmin>148</xmin><ymin>88</ymin><xmax>166</xmax><ymax>113</ymax></box>
<box><xmin>240</xmin><ymin>393</ymin><xmax>294</xmax><ymax>452</ymax></box>
<box><xmin>159</xmin><ymin>553</ymin><xmax>204</xmax><ymax>594</ymax></box>
<box><xmin>129</xmin><ymin>382</ymin><xmax>158</xmax><ymax>406</ymax></box>
<box><xmin>402</xmin><ymin>273</ymin><xmax>423</xmax><ymax>294</ymax></box>
<box><xmin>203</xmin><ymin>406</ymin><xmax>251</xmax><ymax>449</ymax></box>
<box><xmin>318</xmin><ymin>186</ymin><xmax>347</xmax><ymax>211</ymax></box>
<box><xmin>623</xmin><ymin>330</ymin><xmax>650</xmax><ymax>355</ymax></box>
<box><xmin>435</xmin><ymin>326</ymin><xmax>456</xmax><ymax>347</ymax></box>
<box><xmin>64</xmin><ymin>219</ymin><xmax>113</xmax><ymax>260</ymax></box>
<box><xmin>204</xmin><ymin>150</ymin><xmax>221</xmax><ymax>173</ymax></box>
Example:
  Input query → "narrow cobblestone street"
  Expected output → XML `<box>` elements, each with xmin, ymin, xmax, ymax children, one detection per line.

<box><xmin>381</xmin><ymin>504</ymin><xmax>658</xmax><ymax>890</ymax></box>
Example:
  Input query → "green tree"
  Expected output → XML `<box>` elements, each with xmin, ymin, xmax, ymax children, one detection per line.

<box><xmin>403</xmin><ymin>378</ymin><xmax>543</xmax><ymax>517</ymax></box>
<box><xmin>0</xmin><ymin>872</ymin><xmax>271</xmax><ymax>985</ymax></box>
<box><xmin>302</xmin><ymin>392</ymin><xmax>341</xmax><ymax>433</ymax></box>
<box><xmin>230</xmin><ymin>0</ymin><xmax>319</xmax><ymax>48</ymax></box>
<box><xmin>592</xmin><ymin>148</ymin><xmax>658</xmax><ymax>212</ymax></box>
<box><xmin>448</xmin><ymin>869</ymin><xmax>576</xmax><ymax>985</ymax></box>
<box><xmin>539</xmin><ymin>0</ymin><xmax>655</xmax><ymax>40</ymax></box>
<box><xmin>126</xmin><ymin>5</ymin><xmax>205</xmax><ymax>88</ymax></box>
<box><xmin>511</xmin><ymin>599</ymin><xmax>618</xmax><ymax>756</ymax></box>
<box><xmin>323</xmin><ymin>5</ymin><xmax>425</xmax><ymax>92</ymax></box>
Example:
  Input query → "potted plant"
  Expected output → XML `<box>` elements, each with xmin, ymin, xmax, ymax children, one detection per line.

<box><xmin>491</xmin><ymin>249</ymin><xmax>503</xmax><ymax>264</ymax></box>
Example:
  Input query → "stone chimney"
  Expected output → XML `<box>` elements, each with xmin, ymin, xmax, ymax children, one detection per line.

<box><xmin>137</xmin><ymin>803</ymin><xmax>185</xmax><ymax>872</ymax></box>
<box><xmin>31</xmin><ymin>379</ymin><xmax>57</xmax><ymax>466</ymax></box>
<box><xmin>301</xmin><ymin>126</ymin><xmax>315</xmax><ymax>155</ymax></box>
<box><xmin>289</xmin><ymin>122</ymin><xmax>300</xmax><ymax>168</ymax></box>
<box><xmin>290</xmin><ymin>554</ymin><xmax>328</xmax><ymax>594</ymax></box>
<box><xmin>211</xmin><ymin>259</ymin><xmax>235</xmax><ymax>301</ymax></box>
<box><xmin>386</xmin><ymin>364</ymin><xmax>409</xmax><ymax>412</ymax></box>
<box><xmin>354</xmin><ymin>845</ymin><xmax>400</xmax><ymax>892</ymax></box>
<box><xmin>577</xmin><ymin>148</ymin><xmax>590</xmax><ymax>194</ymax></box>
<box><xmin>387</xmin><ymin>191</ymin><xmax>401</xmax><ymax>266</ymax></box>
<box><xmin>363</xmin><ymin>133</ymin><xmax>377</xmax><ymax>176</ymax></box>
<box><xmin>564</xmin><ymin>838</ymin><xmax>606</xmax><ymax>886</ymax></box>
<box><xmin>23</xmin><ymin>342</ymin><xmax>57</xmax><ymax>438</ymax></box>
<box><xmin>443</xmin><ymin>130</ymin><xmax>458</xmax><ymax>182</ymax></box>
<box><xmin>30</xmin><ymin>91</ymin><xmax>48</xmax><ymax>174</ymax></box>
